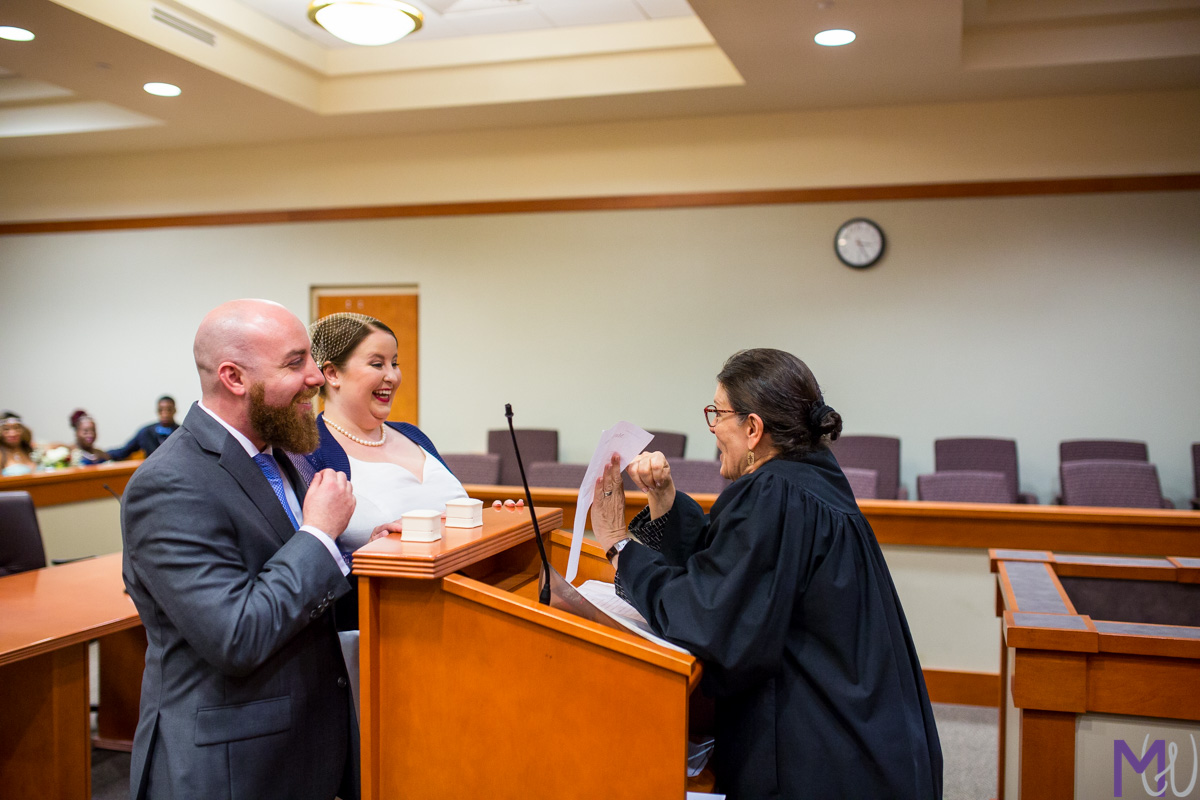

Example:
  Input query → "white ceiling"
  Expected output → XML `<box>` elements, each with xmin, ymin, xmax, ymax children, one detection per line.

<box><xmin>247</xmin><ymin>0</ymin><xmax>698</xmax><ymax>47</ymax></box>
<box><xmin>0</xmin><ymin>0</ymin><xmax>1198</xmax><ymax>160</ymax></box>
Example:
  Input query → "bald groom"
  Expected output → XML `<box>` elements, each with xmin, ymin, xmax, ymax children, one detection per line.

<box><xmin>122</xmin><ymin>300</ymin><xmax>358</xmax><ymax>800</ymax></box>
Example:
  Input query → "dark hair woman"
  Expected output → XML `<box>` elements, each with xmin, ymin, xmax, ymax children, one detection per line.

<box><xmin>591</xmin><ymin>348</ymin><xmax>942</xmax><ymax>800</ymax></box>
<box><xmin>69</xmin><ymin>409</ymin><xmax>111</xmax><ymax>466</ymax></box>
<box><xmin>1</xmin><ymin>411</ymin><xmax>37</xmax><ymax>476</ymax></box>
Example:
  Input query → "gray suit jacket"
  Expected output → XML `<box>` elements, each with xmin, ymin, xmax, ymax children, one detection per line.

<box><xmin>122</xmin><ymin>404</ymin><xmax>354</xmax><ymax>800</ymax></box>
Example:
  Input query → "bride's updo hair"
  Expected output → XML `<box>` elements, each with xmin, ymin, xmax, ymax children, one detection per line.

<box><xmin>716</xmin><ymin>348</ymin><xmax>843</xmax><ymax>458</ymax></box>
<box><xmin>308</xmin><ymin>313</ymin><xmax>396</xmax><ymax>397</ymax></box>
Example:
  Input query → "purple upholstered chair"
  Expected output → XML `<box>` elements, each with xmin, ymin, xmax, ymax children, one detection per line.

<box><xmin>440</xmin><ymin>453</ymin><xmax>502</xmax><ymax>485</ymax></box>
<box><xmin>527</xmin><ymin>461</ymin><xmax>588</xmax><ymax>489</ymax></box>
<box><xmin>1192</xmin><ymin>443</ymin><xmax>1199</xmax><ymax>510</ymax></box>
<box><xmin>622</xmin><ymin>431</ymin><xmax>689</xmax><ymax>491</ymax></box>
<box><xmin>669</xmin><ymin>460</ymin><xmax>731</xmax><ymax>495</ymax></box>
<box><xmin>934</xmin><ymin>437</ymin><xmax>1037</xmax><ymax>504</ymax></box>
<box><xmin>828</xmin><ymin>436</ymin><xmax>907</xmax><ymax>500</ymax></box>
<box><xmin>917</xmin><ymin>471</ymin><xmax>1013</xmax><ymax>504</ymax></box>
<box><xmin>1059</xmin><ymin>439</ymin><xmax>1149</xmax><ymax>463</ymax></box>
<box><xmin>644</xmin><ymin>430</ymin><xmax>687</xmax><ymax>459</ymax></box>
<box><xmin>0</xmin><ymin>491</ymin><xmax>47</xmax><ymax>577</ymax></box>
<box><xmin>842</xmin><ymin>467</ymin><xmax>879</xmax><ymax>501</ymax></box>
<box><xmin>1059</xmin><ymin>459</ymin><xmax>1171</xmax><ymax>509</ymax></box>
<box><xmin>487</xmin><ymin>429</ymin><xmax>559</xmax><ymax>486</ymax></box>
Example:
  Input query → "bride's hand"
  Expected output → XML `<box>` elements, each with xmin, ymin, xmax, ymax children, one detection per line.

<box><xmin>369</xmin><ymin>520</ymin><xmax>403</xmax><ymax>542</ymax></box>
<box><xmin>492</xmin><ymin>499</ymin><xmax>525</xmax><ymax>510</ymax></box>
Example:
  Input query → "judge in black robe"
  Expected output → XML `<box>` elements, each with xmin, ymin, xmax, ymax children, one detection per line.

<box><xmin>593</xmin><ymin>349</ymin><xmax>942</xmax><ymax>800</ymax></box>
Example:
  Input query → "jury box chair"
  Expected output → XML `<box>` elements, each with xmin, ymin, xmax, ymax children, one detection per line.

<box><xmin>1192</xmin><ymin>443</ymin><xmax>1199</xmax><ymax>510</ymax></box>
<box><xmin>828</xmin><ymin>435</ymin><xmax>907</xmax><ymax>500</ymax></box>
<box><xmin>917</xmin><ymin>470</ymin><xmax>1013</xmax><ymax>504</ymax></box>
<box><xmin>1059</xmin><ymin>459</ymin><xmax>1173</xmax><ymax>509</ymax></box>
<box><xmin>643</xmin><ymin>430</ymin><xmax>687</xmax><ymax>460</ymax></box>
<box><xmin>841</xmin><ymin>467</ymin><xmax>879</xmax><ymax>501</ymax></box>
<box><xmin>1059</xmin><ymin>439</ymin><xmax>1149</xmax><ymax>463</ymax></box>
<box><xmin>527</xmin><ymin>462</ymin><xmax>588</xmax><ymax>489</ymax></box>
<box><xmin>440</xmin><ymin>453</ymin><xmax>502</xmax><ymax>485</ymax></box>
<box><xmin>486</xmin><ymin>429</ymin><xmax>559</xmax><ymax>487</ymax></box>
<box><xmin>933</xmin><ymin>437</ymin><xmax>1037</xmax><ymax>504</ymax></box>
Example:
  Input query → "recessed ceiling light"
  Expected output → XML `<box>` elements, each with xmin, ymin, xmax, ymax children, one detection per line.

<box><xmin>143</xmin><ymin>82</ymin><xmax>181</xmax><ymax>97</ymax></box>
<box><xmin>0</xmin><ymin>26</ymin><xmax>36</xmax><ymax>42</ymax></box>
<box><xmin>814</xmin><ymin>29</ymin><xmax>856</xmax><ymax>47</ymax></box>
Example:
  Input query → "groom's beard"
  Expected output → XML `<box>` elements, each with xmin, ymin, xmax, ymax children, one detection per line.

<box><xmin>249</xmin><ymin>383</ymin><xmax>320</xmax><ymax>454</ymax></box>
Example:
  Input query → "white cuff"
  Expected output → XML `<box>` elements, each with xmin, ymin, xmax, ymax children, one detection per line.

<box><xmin>302</xmin><ymin>525</ymin><xmax>350</xmax><ymax>576</ymax></box>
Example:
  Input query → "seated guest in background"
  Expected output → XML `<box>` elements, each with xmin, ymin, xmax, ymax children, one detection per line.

<box><xmin>591</xmin><ymin>348</ymin><xmax>943</xmax><ymax>800</ymax></box>
<box><xmin>69</xmin><ymin>409</ymin><xmax>111</xmax><ymax>466</ymax></box>
<box><xmin>107</xmin><ymin>395</ymin><xmax>179</xmax><ymax>460</ymax></box>
<box><xmin>1</xmin><ymin>411</ymin><xmax>38</xmax><ymax>475</ymax></box>
<box><xmin>297</xmin><ymin>313</ymin><xmax>467</xmax><ymax>627</ymax></box>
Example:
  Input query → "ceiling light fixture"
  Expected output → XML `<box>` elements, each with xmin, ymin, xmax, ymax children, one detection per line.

<box><xmin>0</xmin><ymin>26</ymin><xmax>36</xmax><ymax>42</ymax></box>
<box><xmin>308</xmin><ymin>1</ymin><xmax>424</xmax><ymax>47</ymax></box>
<box><xmin>144</xmin><ymin>82</ymin><xmax>182</xmax><ymax>97</ymax></box>
<box><xmin>814</xmin><ymin>29</ymin><xmax>856</xmax><ymax>47</ymax></box>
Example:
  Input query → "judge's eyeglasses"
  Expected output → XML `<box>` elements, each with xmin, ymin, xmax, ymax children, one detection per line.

<box><xmin>703</xmin><ymin>405</ymin><xmax>741</xmax><ymax>427</ymax></box>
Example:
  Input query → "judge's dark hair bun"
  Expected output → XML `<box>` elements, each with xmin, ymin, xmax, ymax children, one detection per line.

<box><xmin>70</xmin><ymin>409</ymin><xmax>90</xmax><ymax>429</ymax></box>
<box><xmin>717</xmin><ymin>348</ymin><xmax>843</xmax><ymax>458</ymax></box>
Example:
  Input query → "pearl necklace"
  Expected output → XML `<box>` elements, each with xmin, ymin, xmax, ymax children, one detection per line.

<box><xmin>324</xmin><ymin>418</ymin><xmax>387</xmax><ymax>447</ymax></box>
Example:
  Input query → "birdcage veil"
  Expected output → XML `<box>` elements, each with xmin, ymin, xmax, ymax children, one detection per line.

<box><xmin>309</xmin><ymin>312</ymin><xmax>380</xmax><ymax>368</ymax></box>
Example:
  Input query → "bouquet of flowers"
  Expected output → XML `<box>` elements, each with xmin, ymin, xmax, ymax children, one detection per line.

<box><xmin>39</xmin><ymin>446</ymin><xmax>72</xmax><ymax>470</ymax></box>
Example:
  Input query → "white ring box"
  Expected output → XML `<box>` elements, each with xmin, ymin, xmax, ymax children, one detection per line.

<box><xmin>400</xmin><ymin>509</ymin><xmax>443</xmax><ymax>542</ymax></box>
<box><xmin>444</xmin><ymin>498</ymin><xmax>484</xmax><ymax>529</ymax></box>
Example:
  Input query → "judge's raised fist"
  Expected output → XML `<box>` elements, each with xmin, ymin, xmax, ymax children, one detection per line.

<box><xmin>302</xmin><ymin>469</ymin><xmax>356</xmax><ymax>539</ymax></box>
<box><xmin>626</xmin><ymin>450</ymin><xmax>676</xmax><ymax>518</ymax></box>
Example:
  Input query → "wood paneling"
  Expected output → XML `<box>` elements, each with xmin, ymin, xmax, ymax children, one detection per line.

<box><xmin>0</xmin><ymin>554</ymin><xmax>141</xmax><ymax>665</ymax></box>
<box><xmin>3</xmin><ymin>174</ymin><xmax>1197</xmax><ymax>236</ymax></box>
<box><xmin>1012</xmin><ymin>651</ymin><xmax>1089</xmax><ymax>712</ymax></box>
<box><xmin>1018</xmin><ymin>710</ymin><xmax>1076</xmax><ymax>800</ymax></box>
<box><xmin>358</xmin><ymin>513</ymin><xmax>699</xmax><ymax>800</ymax></box>
<box><xmin>351</xmin><ymin>506</ymin><xmax>562</xmax><ymax>579</ymax></box>
<box><xmin>921</xmin><ymin>668</ymin><xmax>1001</xmax><ymax>707</ymax></box>
<box><xmin>95</xmin><ymin>626</ymin><xmax>147</xmax><ymax>752</ymax></box>
<box><xmin>0</xmin><ymin>461</ymin><xmax>137</xmax><ymax>508</ymax></box>
<box><xmin>865</xmin><ymin>499</ymin><xmax>1200</xmax><ymax>556</ymax></box>
<box><xmin>0</xmin><ymin>646</ymin><xmax>91</xmax><ymax>800</ymax></box>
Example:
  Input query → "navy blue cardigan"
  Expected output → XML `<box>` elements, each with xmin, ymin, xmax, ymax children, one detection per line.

<box><xmin>298</xmin><ymin>414</ymin><xmax>451</xmax><ymax>482</ymax></box>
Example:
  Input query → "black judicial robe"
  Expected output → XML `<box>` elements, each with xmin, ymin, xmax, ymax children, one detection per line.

<box><xmin>617</xmin><ymin>448</ymin><xmax>943</xmax><ymax>800</ymax></box>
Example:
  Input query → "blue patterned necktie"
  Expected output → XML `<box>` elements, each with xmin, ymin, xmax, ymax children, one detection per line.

<box><xmin>253</xmin><ymin>453</ymin><xmax>300</xmax><ymax>530</ymax></box>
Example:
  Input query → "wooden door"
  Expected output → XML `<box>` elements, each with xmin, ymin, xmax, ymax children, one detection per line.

<box><xmin>312</xmin><ymin>289</ymin><xmax>419</xmax><ymax>425</ymax></box>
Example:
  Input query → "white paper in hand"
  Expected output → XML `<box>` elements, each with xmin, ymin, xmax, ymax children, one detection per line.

<box><xmin>564</xmin><ymin>421</ymin><xmax>653</xmax><ymax>582</ymax></box>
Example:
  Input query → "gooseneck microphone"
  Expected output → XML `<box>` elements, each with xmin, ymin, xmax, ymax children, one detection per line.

<box><xmin>505</xmin><ymin>403</ymin><xmax>552</xmax><ymax>606</ymax></box>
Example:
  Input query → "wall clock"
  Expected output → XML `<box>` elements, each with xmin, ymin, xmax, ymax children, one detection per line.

<box><xmin>835</xmin><ymin>218</ymin><xmax>885</xmax><ymax>268</ymax></box>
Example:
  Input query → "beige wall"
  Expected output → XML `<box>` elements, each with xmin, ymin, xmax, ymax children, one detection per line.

<box><xmin>3</xmin><ymin>189</ymin><xmax>1197</xmax><ymax>504</ymax></box>
<box><xmin>2</xmin><ymin>89</ymin><xmax>1199</xmax><ymax>222</ymax></box>
<box><xmin>1</xmin><ymin>92</ymin><xmax>1197</xmax><ymax>676</ymax></box>
<box><xmin>36</xmin><ymin>498</ymin><xmax>123</xmax><ymax>562</ymax></box>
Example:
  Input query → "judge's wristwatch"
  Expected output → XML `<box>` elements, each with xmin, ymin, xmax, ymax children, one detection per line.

<box><xmin>606</xmin><ymin>537</ymin><xmax>633</xmax><ymax>563</ymax></box>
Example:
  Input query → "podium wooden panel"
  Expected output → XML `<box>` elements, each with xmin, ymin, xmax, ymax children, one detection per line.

<box><xmin>0</xmin><ymin>553</ymin><xmax>142</xmax><ymax>799</ymax></box>
<box><xmin>354</xmin><ymin>507</ymin><xmax>703</xmax><ymax>800</ymax></box>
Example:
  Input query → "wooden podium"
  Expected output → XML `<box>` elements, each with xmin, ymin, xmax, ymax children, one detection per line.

<box><xmin>353</xmin><ymin>507</ymin><xmax>703</xmax><ymax>800</ymax></box>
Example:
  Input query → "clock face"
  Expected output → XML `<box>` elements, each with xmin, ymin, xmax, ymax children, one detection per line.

<box><xmin>835</xmin><ymin>218</ymin><xmax>885</xmax><ymax>268</ymax></box>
